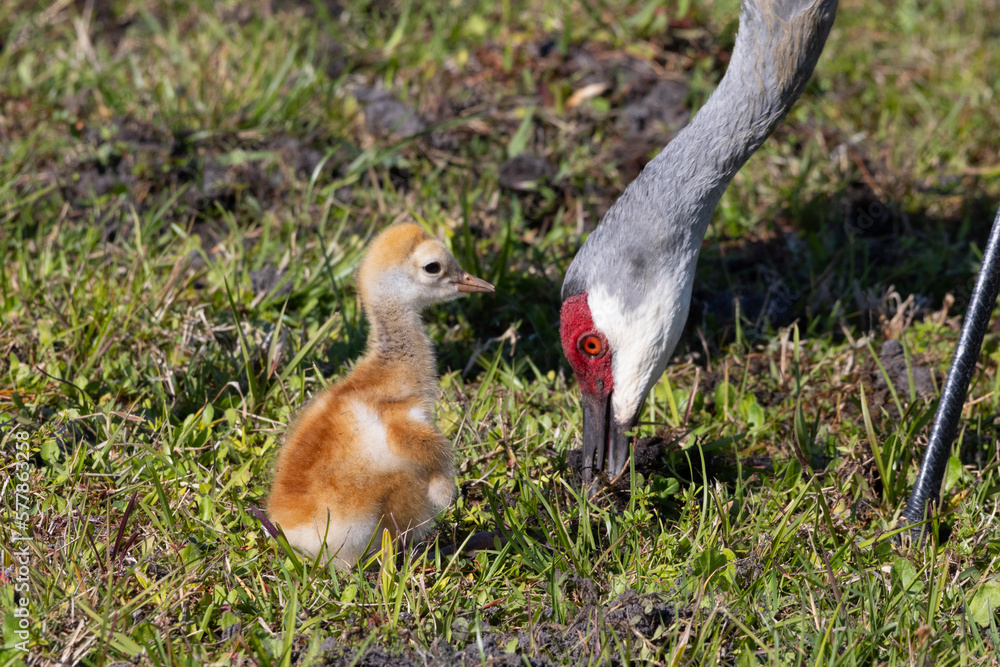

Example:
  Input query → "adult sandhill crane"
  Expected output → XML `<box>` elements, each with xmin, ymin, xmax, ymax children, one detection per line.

<box><xmin>560</xmin><ymin>0</ymin><xmax>839</xmax><ymax>483</ymax></box>
<box><xmin>560</xmin><ymin>0</ymin><xmax>1000</xmax><ymax>541</ymax></box>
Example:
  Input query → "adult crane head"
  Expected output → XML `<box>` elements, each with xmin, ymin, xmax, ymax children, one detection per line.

<box><xmin>560</xmin><ymin>0</ymin><xmax>838</xmax><ymax>484</ymax></box>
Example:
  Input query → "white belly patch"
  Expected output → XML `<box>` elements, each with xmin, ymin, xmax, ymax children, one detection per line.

<box><xmin>281</xmin><ymin>514</ymin><xmax>379</xmax><ymax>571</ymax></box>
<box><xmin>349</xmin><ymin>400</ymin><xmax>403</xmax><ymax>470</ymax></box>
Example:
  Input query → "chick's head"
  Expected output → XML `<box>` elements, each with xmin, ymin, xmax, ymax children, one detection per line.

<box><xmin>358</xmin><ymin>224</ymin><xmax>493</xmax><ymax>310</ymax></box>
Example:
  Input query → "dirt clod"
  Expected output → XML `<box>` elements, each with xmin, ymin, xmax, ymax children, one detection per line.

<box><xmin>565</xmin><ymin>434</ymin><xmax>681</xmax><ymax>510</ymax></box>
<box><xmin>876</xmin><ymin>338</ymin><xmax>935</xmax><ymax>398</ymax></box>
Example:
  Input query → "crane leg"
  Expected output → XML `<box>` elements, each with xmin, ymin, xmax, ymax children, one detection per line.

<box><xmin>900</xmin><ymin>203</ymin><xmax>1000</xmax><ymax>542</ymax></box>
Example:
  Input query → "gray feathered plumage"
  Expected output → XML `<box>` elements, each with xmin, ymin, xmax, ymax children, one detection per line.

<box><xmin>563</xmin><ymin>0</ymin><xmax>838</xmax><ymax>307</ymax></box>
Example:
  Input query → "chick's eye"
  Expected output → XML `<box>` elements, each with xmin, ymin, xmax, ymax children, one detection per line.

<box><xmin>423</xmin><ymin>262</ymin><xmax>441</xmax><ymax>275</ymax></box>
<box><xmin>580</xmin><ymin>334</ymin><xmax>603</xmax><ymax>357</ymax></box>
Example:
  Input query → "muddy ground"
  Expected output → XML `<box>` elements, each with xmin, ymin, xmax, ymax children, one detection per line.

<box><xmin>310</xmin><ymin>589</ymin><xmax>680</xmax><ymax>666</ymax></box>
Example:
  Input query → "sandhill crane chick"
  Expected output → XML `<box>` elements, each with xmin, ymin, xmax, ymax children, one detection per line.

<box><xmin>267</xmin><ymin>224</ymin><xmax>494</xmax><ymax>569</ymax></box>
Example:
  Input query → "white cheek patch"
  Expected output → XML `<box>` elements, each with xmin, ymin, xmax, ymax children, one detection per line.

<box><xmin>374</xmin><ymin>268</ymin><xmax>421</xmax><ymax>303</ymax></box>
<box><xmin>586</xmin><ymin>269</ymin><xmax>695</xmax><ymax>425</ymax></box>
<box><xmin>350</xmin><ymin>400</ymin><xmax>404</xmax><ymax>470</ymax></box>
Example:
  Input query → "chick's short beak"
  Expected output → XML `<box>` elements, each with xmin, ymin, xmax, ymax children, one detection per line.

<box><xmin>454</xmin><ymin>271</ymin><xmax>495</xmax><ymax>293</ymax></box>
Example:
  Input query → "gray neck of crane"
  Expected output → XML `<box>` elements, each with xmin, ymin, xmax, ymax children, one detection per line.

<box><xmin>563</xmin><ymin>0</ymin><xmax>837</xmax><ymax>306</ymax></box>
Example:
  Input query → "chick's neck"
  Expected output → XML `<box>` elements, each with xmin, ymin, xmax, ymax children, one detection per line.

<box><xmin>362</xmin><ymin>298</ymin><xmax>438</xmax><ymax>392</ymax></box>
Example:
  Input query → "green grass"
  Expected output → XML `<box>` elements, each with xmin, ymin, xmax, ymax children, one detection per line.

<box><xmin>2</xmin><ymin>0</ymin><xmax>1000</xmax><ymax>664</ymax></box>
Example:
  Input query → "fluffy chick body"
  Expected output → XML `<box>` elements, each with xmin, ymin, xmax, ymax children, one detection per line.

<box><xmin>267</xmin><ymin>224</ymin><xmax>492</xmax><ymax>569</ymax></box>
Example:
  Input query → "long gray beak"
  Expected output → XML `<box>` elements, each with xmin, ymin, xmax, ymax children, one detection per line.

<box><xmin>454</xmin><ymin>271</ymin><xmax>495</xmax><ymax>293</ymax></box>
<box><xmin>581</xmin><ymin>387</ymin><xmax>633</xmax><ymax>485</ymax></box>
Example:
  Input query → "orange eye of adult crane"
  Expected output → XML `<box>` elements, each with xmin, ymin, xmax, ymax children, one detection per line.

<box><xmin>580</xmin><ymin>335</ymin><xmax>603</xmax><ymax>357</ymax></box>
